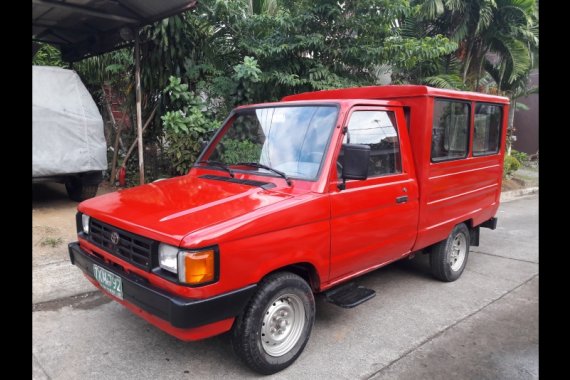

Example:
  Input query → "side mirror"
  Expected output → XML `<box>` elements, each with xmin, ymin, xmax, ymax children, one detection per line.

<box><xmin>338</xmin><ymin>143</ymin><xmax>370</xmax><ymax>190</ymax></box>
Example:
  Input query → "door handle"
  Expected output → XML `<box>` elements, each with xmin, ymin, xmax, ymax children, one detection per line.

<box><xmin>396</xmin><ymin>195</ymin><xmax>408</xmax><ymax>204</ymax></box>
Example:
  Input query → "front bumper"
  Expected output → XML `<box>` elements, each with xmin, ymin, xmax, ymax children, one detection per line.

<box><xmin>68</xmin><ymin>242</ymin><xmax>256</xmax><ymax>329</ymax></box>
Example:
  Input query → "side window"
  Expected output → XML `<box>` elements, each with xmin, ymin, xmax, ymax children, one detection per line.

<box><xmin>473</xmin><ymin>103</ymin><xmax>502</xmax><ymax>155</ymax></box>
<box><xmin>431</xmin><ymin>100</ymin><xmax>470</xmax><ymax>162</ymax></box>
<box><xmin>343</xmin><ymin>110</ymin><xmax>402</xmax><ymax>177</ymax></box>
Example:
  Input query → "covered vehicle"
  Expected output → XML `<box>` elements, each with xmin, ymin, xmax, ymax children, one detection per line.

<box><xmin>32</xmin><ymin>66</ymin><xmax>107</xmax><ymax>201</ymax></box>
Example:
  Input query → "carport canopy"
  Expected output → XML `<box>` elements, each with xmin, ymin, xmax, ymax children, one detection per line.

<box><xmin>33</xmin><ymin>0</ymin><xmax>197</xmax><ymax>62</ymax></box>
<box><xmin>32</xmin><ymin>0</ymin><xmax>198</xmax><ymax>185</ymax></box>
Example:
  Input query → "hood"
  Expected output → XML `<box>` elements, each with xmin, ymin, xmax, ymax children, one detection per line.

<box><xmin>78</xmin><ymin>175</ymin><xmax>292</xmax><ymax>245</ymax></box>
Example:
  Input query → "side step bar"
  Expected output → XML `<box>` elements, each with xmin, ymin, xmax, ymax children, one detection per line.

<box><xmin>324</xmin><ymin>282</ymin><xmax>376</xmax><ymax>308</ymax></box>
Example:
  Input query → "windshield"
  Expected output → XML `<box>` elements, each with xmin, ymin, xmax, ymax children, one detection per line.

<box><xmin>205</xmin><ymin>105</ymin><xmax>338</xmax><ymax>181</ymax></box>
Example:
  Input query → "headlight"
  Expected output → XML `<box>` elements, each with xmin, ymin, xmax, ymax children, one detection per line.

<box><xmin>82</xmin><ymin>214</ymin><xmax>90</xmax><ymax>234</ymax></box>
<box><xmin>159</xmin><ymin>244</ymin><xmax>218</xmax><ymax>285</ymax></box>
<box><xmin>158</xmin><ymin>243</ymin><xmax>179</xmax><ymax>274</ymax></box>
<box><xmin>178</xmin><ymin>249</ymin><xmax>216</xmax><ymax>285</ymax></box>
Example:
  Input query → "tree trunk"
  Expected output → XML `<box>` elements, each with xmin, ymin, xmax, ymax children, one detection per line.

<box><xmin>109</xmin><ymin>111</ymin><xmax>129</xmax><ymax>184</ymax></box>
<box><xmin>119</xmin><ymin>104</ymin><xmax>158</xmax><ymax>171</ymax></box>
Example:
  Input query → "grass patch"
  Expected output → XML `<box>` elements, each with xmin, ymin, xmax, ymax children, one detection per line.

<box><xmin>40</xmin><ymin>237</ymin><xmax>63</xmax><ymax>248</ymax></box>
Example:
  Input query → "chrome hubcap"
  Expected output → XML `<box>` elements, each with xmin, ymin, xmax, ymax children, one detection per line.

<box><xmin>261</xmin><ymin>293</ymin><xmax>305</xmax><ymax>357</ymax></box>
<box><xmin>450</xmin><ymin>233</ymin><xmax>467</xmax><ymax>271</ymax></box>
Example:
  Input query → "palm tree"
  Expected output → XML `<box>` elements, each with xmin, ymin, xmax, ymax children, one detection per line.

<box><xmin>407</xmin><ymin>0</ymin><xmax>538</xmax><ymax>152</ymax></box>
<box><xmin>411</xmin><ymin>0</ymin><xmax>538</xmax><ymax>90</ymax></box>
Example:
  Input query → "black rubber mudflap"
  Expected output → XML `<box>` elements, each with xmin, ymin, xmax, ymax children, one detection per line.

<box><xmin>324</xmin><ymin>283</ymin><xmax>376</xmax><ymax>308</ymax></box>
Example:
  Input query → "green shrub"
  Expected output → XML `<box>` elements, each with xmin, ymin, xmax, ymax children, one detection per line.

<box><xmin>162</xmin><ymin>107</ymin><xmax>217</xmax><ymax>175</ymax></box>
<box><xmin>511</xmin><ymin>149</ymin><xmax>528</xmax><ymax>164</ymax></box>
<box><xmin>503</xmin><ymin>155</ymin><xmax>521</xmax><ymax>178</ymax></box>
<box><xmin>161</xmin><ymin>76</ymin><xmax>218</xmax><ymax>175</ymax></box>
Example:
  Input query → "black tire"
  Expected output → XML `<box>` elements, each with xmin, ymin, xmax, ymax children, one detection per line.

<box><xmin>429</xmin><ymin>223</ymin><xmax>470</xmax><ymax>282</ymax></box>
<box><xmin>65</xmin><ymin>178</ymin><xmax>99</xmax><ymax>202</ymax></box>
<box><xmin>231</xmin><ymin>272</ymin><xmax>315</xmax><ymax>375</ymax></box>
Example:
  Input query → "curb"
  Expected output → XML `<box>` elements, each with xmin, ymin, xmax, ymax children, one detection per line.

<box><xmin>501</xmin><ymin>187</ymin><xmax>538</xmax><ymax>203</ymax></box>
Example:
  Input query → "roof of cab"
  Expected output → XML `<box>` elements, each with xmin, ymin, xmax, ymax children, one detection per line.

<box><xmin>235</xmin><ymin>98</ymin><xmax>402</xmax><ymax>110</ymax></box>
<box><xmin>282</xmin><ymin>85</ymin><xmax>509</xmax><ymax>104</ymax></box>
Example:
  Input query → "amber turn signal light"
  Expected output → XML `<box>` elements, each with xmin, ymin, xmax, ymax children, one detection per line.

<box><xmin>178</xmin><ymin>249</ymin><xmax>216</xmax><ymax>285</ymax></box>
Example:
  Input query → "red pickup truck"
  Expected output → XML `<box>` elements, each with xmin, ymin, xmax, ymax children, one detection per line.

<box><xmin>69</xmin><ymin>85</ymin><xmax>508</xmax><ymax>374</ymax></box>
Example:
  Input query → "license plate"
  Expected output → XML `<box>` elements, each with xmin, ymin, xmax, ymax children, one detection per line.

<box><xmin>93</xmin><ymin>264</ymin><xmax>123</xmax><ymax>300</ymax></box>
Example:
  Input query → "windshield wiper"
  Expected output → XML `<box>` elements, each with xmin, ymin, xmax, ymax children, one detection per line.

<box><xmin>197</xmin><ymin>160</ymin><xmax>234</xmax><ymax>178</ymax></box>
<box><xmin>236</xmin><ymin>162</ymin><xmax>292</xmax><ymax>186</ymax></box>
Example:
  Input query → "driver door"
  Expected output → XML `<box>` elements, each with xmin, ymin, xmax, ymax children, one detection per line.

<box><xmin>329</xmin><ymin>106</ymin><xmax>419</xmax><ymax>281</ymax></box>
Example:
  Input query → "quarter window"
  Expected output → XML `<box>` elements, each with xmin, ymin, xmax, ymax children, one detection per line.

<box><xmin>431</xmin><ymin>100</ymin><xmax>470</xmax><ymax>161</ymax></box>
<box><xmin>473</xmin><ymin>103</ymin><xmax>502</xmax><ymax>155</ymax></box>
<box><xmin>343</xmin><ymin>110</ymin><xmax>402</xmax><ymax>177</ymax></box>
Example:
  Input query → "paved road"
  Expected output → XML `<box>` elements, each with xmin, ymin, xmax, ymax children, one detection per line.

<box><xmin>32</xmin><ymin>195</ymin><xmax>538</xmax><ymax>379</ymax></box>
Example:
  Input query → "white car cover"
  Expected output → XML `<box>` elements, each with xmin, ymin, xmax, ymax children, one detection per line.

<box><xmin>32</xmin><ymin>66</ymin><xmax>107</xmax><ymax>177</ymax></box>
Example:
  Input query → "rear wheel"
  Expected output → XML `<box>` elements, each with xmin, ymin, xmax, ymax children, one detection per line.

<box><xmin>231</xmin><ymin>272</ymin><xmax>315</xmax><ymax>375</ymax></box>
<box><xmin>429</xmin><ymin>223</ymin><xmax>470</xmax><ymax>282</ymax></box>
<box><xmin>65</xmin><ymin>177</ymin><xmax>99</xmax><ymax>202</ymax></box>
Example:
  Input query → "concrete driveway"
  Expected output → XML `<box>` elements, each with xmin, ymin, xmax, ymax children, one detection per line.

<box><xmin>32</xmin><ymin>192</ymin><xmax>538</xmax><ymax>380</ymax></box>
<box><xmin>32</xmin><ymin>182</ymin><xmax>114</xmax><ymax>304</ymax></box>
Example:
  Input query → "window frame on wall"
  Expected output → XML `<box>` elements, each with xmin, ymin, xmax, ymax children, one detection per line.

<box><xmin>472</xmin><ymin>102</ymin><xmax>503</xmax><ymax>157</ymax></box>
<box><xmin>430</xmin><ymin>98</ymin><xmax>471</xmax><ymax>163</ymax></box>
<box><xmin>342</xmin><ymin>108</ymin><xmax>403</xmax><ymax>178</ymax></box>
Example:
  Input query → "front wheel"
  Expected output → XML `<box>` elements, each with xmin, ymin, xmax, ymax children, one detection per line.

<box><xmin>231</xmin><ymin>272</ymin><xmax>315</xmax><ymax>375</ymax></box>
<box><xmin>429</xmin><ymin>223</ymin><xmax>470</xmax><ymax>282</ymax></box>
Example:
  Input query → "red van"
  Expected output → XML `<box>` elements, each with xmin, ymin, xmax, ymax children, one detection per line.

<box><xmin>69</xmin><ymin>85</ymin><xmax>508</xmax><ymax>374</ymax></box>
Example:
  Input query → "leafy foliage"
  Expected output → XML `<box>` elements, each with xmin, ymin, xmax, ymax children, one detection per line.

<box><xmin>75</xmin><ymin>49</ymin><xmax>133</xmax><ymax>89</ymax></box>
<box><xmin>32</xmin><ymin>43</ymin><xmax>66</xmax><ymax>67</ymax></box>
<box><xmin>232</xmin><ymin>0</ymin><xmax>456</xmax><ymax>100</ymax></box>
<box><xmin>503</xmin><ymin>154</ymin><xmax>521</xmax><ymax>178</ymax></box>
<box><xmin>232</xmin><ymin>56</ymin><xmax>263</xmax><ymax>106</ymax></box>
<box><xmin>161</xmin><ymin>76</ymin><xmax>218</xmax><ymax>175</ymax></box>
<box><xmin>510</xmin><ymin>149</ymin><xmax>528</xmax><ymax>164</ymax></box>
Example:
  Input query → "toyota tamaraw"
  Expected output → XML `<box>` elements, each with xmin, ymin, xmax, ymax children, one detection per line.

<box><xmin>69</xmin><ymin>85</ymin><xmax>508</xmax><ymax>374</ymax></box>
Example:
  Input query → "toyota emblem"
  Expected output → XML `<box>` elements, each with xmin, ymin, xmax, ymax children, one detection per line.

<box><xmin>110</xmin><ymin>231</ymin><xmax>120</xmax><ymax>245</ymax></box>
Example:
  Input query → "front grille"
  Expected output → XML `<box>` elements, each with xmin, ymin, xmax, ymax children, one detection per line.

<box><xmin>89</xmin><ymin>219</ymin><xmax>155</xmax><ymax>271</ymax></box>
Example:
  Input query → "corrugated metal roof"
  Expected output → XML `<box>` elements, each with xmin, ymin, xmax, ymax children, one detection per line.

<box><xmin>32</xmin><ymin>0</ymin><xmax>197</xmax><ymax>61</ymax></box>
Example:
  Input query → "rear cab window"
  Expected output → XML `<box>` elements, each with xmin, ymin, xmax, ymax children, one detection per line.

<box><xmin>431</xmin><ymin>99</ymin><xmax>470</xmax><ymax>162</ymax></box>
<box><xmin>473</xmin><ymin>103</ymin><xmax>502</xmax><ymax>156</ymax></box>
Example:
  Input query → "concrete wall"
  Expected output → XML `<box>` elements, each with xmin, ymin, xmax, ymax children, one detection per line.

<box><xmin>512</xmin><ymin>70</ymin><xmax>538</xmax><ymax>154</ymax></box>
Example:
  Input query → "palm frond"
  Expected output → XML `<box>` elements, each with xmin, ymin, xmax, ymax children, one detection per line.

<box><xmin>422</xmin><ymin>73</ymin><xmax>465</xmax><ymax>89</ymax></box>
<box><xmin>444</xmin><ymin>0</ymin><xmax>467</xmax><ymax>12</ymax></box>
<box><xmin>476</xmin><ymin>2</ymin><xmax>497</xmax><ymax>34</ymax></box>
<box><xmin>489</xmin><ymin>37</ymin><xmax>531</xmax><ymax>83</ymax></box>
<box><xmin>399</xmin><ymin>17</ymin><xmax>423</xmax><ymax>38</ymax></box>
<box><xmin>419</xmin><ymin>0</ymin><xmax>445</xmax><ymax>20</ymax></box>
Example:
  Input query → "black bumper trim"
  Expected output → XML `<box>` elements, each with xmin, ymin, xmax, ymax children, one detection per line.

<box><xmin>69</xmin><ymin>242</ymin><xmax>256</xmax><ymax>329</ymax></box>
